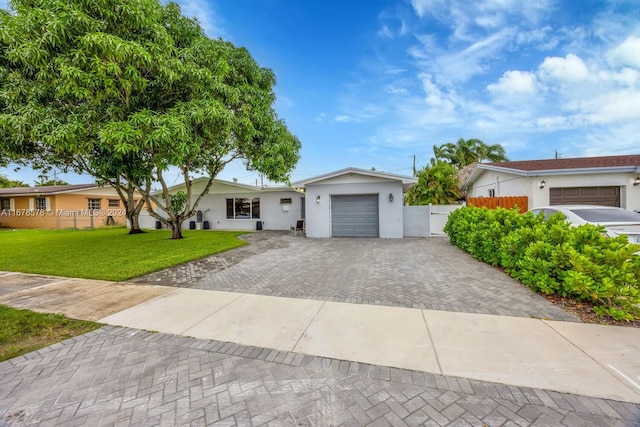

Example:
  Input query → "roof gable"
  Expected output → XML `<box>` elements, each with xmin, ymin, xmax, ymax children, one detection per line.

<box><xmin>293</xmin><ymin>167</ymin><xmax>417</xmax><ymax>186</ymax></box>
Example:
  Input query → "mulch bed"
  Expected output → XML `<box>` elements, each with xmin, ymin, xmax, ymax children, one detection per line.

<box><xmin>544</xmin><ymin>294</ymin><xmax>640</xmax><ymax>328</ymax></box>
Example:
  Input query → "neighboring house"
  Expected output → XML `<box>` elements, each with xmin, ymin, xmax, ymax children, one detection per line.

<box><xmin>293</xmin><ymin>168</ymin><xmax>417</xmax><ymax>238</ymax></box>
<box><xmin>463</xmin><ymin>155</ymin><xmax>640</xmax><ymax>211</ymax></box>
<box><xmin>0</xmin><ymin>184</ymin><xmax>141</xmax><ymax>229</ymax></box>
<box><xmin>142</xmin><ymin>178</ymin><xmax>306</xmax><ymax>231</ymax></box>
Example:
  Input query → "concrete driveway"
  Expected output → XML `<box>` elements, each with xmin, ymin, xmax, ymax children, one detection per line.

<box><xmin>131</xmin><ymin>232</ymin><xmax>576</xmax><ymax>321</ymax></box>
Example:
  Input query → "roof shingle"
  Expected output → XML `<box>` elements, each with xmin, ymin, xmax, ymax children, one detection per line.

<box><xmin>485</xmin><ymin>154</ymin><xmax>640</xmax><ymax>171</ymax></box>
<box><xmin>0</xmin><ymin>184</ymin><xmax>98</xmax><ymax>196</ymax></box>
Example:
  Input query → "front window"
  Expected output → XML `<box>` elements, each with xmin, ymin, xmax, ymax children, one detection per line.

<box><xmin>35</xmin><ymin>197</ymin><xmax>46</xmax><ymax>210</ymax></box>
<box><xmin>1</xmin><ymin>199</ymin><xmax>10</xmax><ymax>211</ymax></box>
<box><xmin>88</xmin><ymin>199</ymin><xmax>101</xmax><ymax>210</ymax></box>
<box><xmin>108</xmin><ymin>199</ymin><xmax>120</xmax><ymax>207</ymax></box>
<box><xmin>488</xmin><ymin>189</ymin><xmax>495</xmax><ymax>197</ymax></box>
<box><xmin>226</xmin><ymin>198</ymin><xmax>260</xmax><ymax>219</ymax></box>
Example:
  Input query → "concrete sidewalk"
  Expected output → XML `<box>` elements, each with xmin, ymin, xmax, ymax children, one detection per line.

<box><xmin>1</xmin><ymin>272</ymin><xmax>638</xmax><ymax>405</ymax></box>
<box><xmin>99</xmin><ymin>287</ymin><xmax>640</xmax><ymax>404</ymax></box>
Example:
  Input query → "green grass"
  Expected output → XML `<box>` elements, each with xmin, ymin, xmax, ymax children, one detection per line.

<box><xmin>0</xmin><ymin>227</ymin><xmax>249</xmax><ymax>281</ymax></box>
<box><xmin>0</xmin><ymin>305</ymin><xmax>101</xmax><ymax>362</ymax></box>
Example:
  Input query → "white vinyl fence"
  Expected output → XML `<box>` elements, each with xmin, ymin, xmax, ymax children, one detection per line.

<box><xmin>403</xmin><ymin>204</ymin><xmax>463</xmax><ymax>237</ymax></box>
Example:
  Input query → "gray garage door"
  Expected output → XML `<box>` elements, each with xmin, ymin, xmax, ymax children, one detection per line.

<box><xmin>550</xmin><ymin>186</ymin><xmax>620</xmax><ymax>207</ymax></box>
<box><xmin>331</xmin><ymin>195</ymin><xmax>379</xmax><ymax>237</ymax></box>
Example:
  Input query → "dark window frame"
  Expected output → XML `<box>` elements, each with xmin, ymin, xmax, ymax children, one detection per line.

<box><xmin>35</xmin><ymin>197</ymin><xmax>46</xmax><ymax>210</ymax></box>
<box><xmin>88</xmin><ymin>198</ymin><xmax>101</xmax><ymax>210</ymax></box>
<box><xmin>225</xmin><ymin>197</ymin><xmax>260</xmax><ymax>219</ymax></box>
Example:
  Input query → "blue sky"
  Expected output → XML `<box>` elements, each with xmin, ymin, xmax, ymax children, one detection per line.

<box><xmin>2</xmin><ymin>0</ymin><xmax>640</xmax><ymax>186</ymax></box>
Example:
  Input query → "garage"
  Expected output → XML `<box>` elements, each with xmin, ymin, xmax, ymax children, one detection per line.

<box><xmin>550</xmin><ymin>186</ymin><xmax>620</xmax><ymax>207</ymax></box>
<box><xmin>331</xmin><ymin>194</ymin><xmax>379</xmax><ymax>237</ymax></box>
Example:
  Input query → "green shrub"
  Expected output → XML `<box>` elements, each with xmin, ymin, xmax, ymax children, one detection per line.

<box><xmin>445</xmin><ymin>206</ymin><xmax>640</xmax><ymax>321</ymax></box>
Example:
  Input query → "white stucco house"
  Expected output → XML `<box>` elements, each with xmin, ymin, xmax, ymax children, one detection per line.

<box><xmin>141</xmin><ymin>178</ymin><xmax>305</xmax><ymax>231</ymax></box>
<box><xmin>293</xmin><ymin>168</ymin><xmax>418</xmax><ymax>238</ymax></box>
<box><xmin>145</xmin><ymin>167</ymin><xmax>418</xmax><ymax>238</ymax></box>
<box><xmin>463</xmin><ymin>155</ymin><xmax>640</xmax><ymax>211</ymax></box>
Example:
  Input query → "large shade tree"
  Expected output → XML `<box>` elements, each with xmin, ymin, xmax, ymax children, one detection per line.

<box><xmin>0</xmin><ymin>0</ymin><xmax>300</xmax><ymax>238</ymax></box>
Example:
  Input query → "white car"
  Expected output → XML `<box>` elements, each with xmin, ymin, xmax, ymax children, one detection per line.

<box><xmin>530</xmin><ymin>205</ymin><xmax>640</xmax><ymax>244</ymax></box>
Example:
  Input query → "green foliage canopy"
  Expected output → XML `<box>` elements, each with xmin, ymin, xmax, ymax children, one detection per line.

<box><xmin>405</xmin><ymin>161</ymin><xmax>461</xmax><ymax>205</ymax></box>
<box><xmin>0</xmin><ymin>0</ymin><xmax>301</xmax><ymax>238</ymax></box>
<box><xmin>0</xmin><ymin>174</ymin><xmax>29</xmax><ymax>188</ymax></box>
<box><xmin>432</xmin><ymin>138</ymin><xmax>508</xmax><ymax>168</ymax></box>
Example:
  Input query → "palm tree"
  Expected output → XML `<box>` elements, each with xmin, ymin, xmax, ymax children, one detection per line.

<box><xmin>432</xmin><ymin>138</ymin><xmax>508</xmax><ymax>168</ymax></box>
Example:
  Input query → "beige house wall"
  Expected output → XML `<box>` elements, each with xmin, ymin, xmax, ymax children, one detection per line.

<box><xmin>0</xmin><ymin>192</ymin><xmax>142</xmax><ymax>229</ymax></box>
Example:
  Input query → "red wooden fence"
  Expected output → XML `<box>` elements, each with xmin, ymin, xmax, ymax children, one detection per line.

<box><xmin>467</xmin><ymin>196</ymin><xmax>528</xmax><ymax>214</ymax></box>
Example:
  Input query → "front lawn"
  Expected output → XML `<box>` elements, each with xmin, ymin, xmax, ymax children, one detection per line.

<box><xmin>0</xmin><ymin>227</ymin><xmax>248</xmax><ymax>281</ymax></box>
<box><xmin>0</xmin><ymin>305</ymin><xmax>101</xmax><ymax>362</ymax></box>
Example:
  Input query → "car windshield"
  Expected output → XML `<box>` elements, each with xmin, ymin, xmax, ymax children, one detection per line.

<box><xmin>570</xmin><ymin>208</ymin><xmax>640</xmax><ymax>223</ymax></box>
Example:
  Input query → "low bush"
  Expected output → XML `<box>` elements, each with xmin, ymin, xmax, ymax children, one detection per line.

<box><xmin>444</xmin><ymin>206</ymin><xmax>640</xmax><ymax>321</ymax></box>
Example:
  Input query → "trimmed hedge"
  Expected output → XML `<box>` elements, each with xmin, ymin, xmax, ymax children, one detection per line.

<box><xmin>444</xmin><ymin>206</ymin><xmax>640</xmax><ymax>321</ymax></box>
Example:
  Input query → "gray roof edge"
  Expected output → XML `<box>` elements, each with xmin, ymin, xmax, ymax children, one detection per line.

<box><xmin>152</xmin><ymin>177</ymin><xmax>296</xmax><ymax>196</ymax></box>
<box><xmin>293</xmin><ymin>167</ymin><xmax>417</xmax><ymax>187</ymax></box>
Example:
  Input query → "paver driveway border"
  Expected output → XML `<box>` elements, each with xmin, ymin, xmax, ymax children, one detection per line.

<box><xmin>131</xmin><ymin>231</ymin><xmax>577</xmax><ymax>321</ymax></box>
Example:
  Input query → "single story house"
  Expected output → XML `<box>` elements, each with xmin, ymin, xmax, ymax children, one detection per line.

<box><xmin>150</xmin><ymin>168</ymin><xmax>418</xmax><ymax>238</ymax></box>
<box><xmin>463</xmin><ymin>154</ymin><xmax>640</xmax><ymax>211</ymax></box>
<box><xmin>0</xmin><ymin>184</ymin><xmax>142</xmax><ymax>229</ymax></box>
<box><xmin>141</xmin><ymin>178</ymin><xmax>306</xmax><ymax>232</ymax></box>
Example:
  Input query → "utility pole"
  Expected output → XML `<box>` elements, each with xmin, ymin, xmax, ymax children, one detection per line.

<box><xmin>411</xmin><ymin>154</ymin><xmax>416</xmax><ymax>177</ymax></box>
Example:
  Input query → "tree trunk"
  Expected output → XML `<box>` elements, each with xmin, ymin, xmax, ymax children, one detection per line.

<box><xmin>127</xmin><ymin>210</ymin><xmax>144</xmax><ymax>234</ymax></box>
<box><xmin>170</xmin><ymin>222</ymin><xmax>183</xmax><ymax>239</ymax></box>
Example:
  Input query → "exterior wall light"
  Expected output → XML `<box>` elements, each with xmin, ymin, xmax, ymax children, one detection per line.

<box><xmin>316</xmin><ymin>195</ymin><xmax>321</xmax><ymax>203</ymax></box>
<box><xmin>634</xmin><ymin>177</ymin><xmax>640</xmax><ymax>187</ymax></box>
<box><xmin>539</xmin><ymin>180</ymin><xmax>546</xmax><ymax>189</ymax></box>
<box><xmin>388</xmin><ymin>193</ymin><xmax>394</xmax><ymax>202</ymax></box>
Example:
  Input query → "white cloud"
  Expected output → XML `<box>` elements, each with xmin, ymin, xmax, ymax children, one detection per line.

<box><xmin>410</xmin><ymin>28</ymin><xmax>515</xmax><ymax>84</ymax></box>
<box><xmin>385</xmin><ymin>67</ymin><xmax>407</xmax><ymax>76</ymax></box>
<box><xmin>536</xmin><ymin>116</ymin><xmax>570</xmax><ymax>130</ymax></box>
<box><xmin>487</xmin><ymin>70</ymin><xmax>537</xmax><ymax>95</ymax></box>
<box><xmin>515</xmin><ymin>27</ymin><xmax>558</xmax><ymax>50</ymax></box>
<box><xmin>573</xmin><ymin>90</ymin><xmax>640</xmax><ymax>124</ymax></box>
<box><xmin>334</xmin><ymin>115</ymin><xmax>351</xmax><ymax>123</ymax></box>
<box><xmin>538</xmin><ymin>54</ymin><xmax>589</xmax><ymax>82</ymax></box>
<box><xmin>411</xmin><ymin>0</ymin><xmax>553</xmax><ymax>41</ymax></box>
<box><xmin>420</xmin><ymin>73</ymin><xmax>456</xmax><ymax>110</ymax></box>
<box><xmin>607</xmin><ymin>36</ymin><xmax>640</xmax><ymax>69</ymax></box>
<box><xmin>410</xmin><ymin>0</ymin><xmax>446</xmax><ymax>19</ymax></box>
<box><xmin>384</xmin><ymin>83</ymin><xmax>409</xmax><ymax>95</ymax></box>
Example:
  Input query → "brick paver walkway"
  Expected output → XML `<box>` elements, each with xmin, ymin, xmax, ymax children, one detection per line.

<box><xmin>1</xmin><ymin>327</ymin><xmax>637</xmax><ymax>426</ymax></box>
<box><xmin>131</xmin><ymin>232</ymin><xmax>576</xmax><ymax>321</ymax></box>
